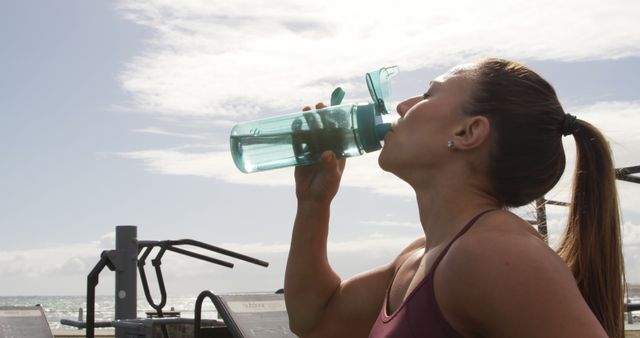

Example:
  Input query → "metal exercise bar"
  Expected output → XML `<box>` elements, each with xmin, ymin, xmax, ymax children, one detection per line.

<box><xmin>138</xmin><ymin>246</ymin><xmax>167</xmax><ymax>313</ymax></box>
<box><xmin>137</xmin><ymin>243</ymin><xmax>172</xmax><ymax>338</ymax></box>
<box><xmin>534</xmin><ymin>164</ymin><xmax>639</xmax><ymax>240</ymax></box>
<box><xmin>85</xmin><ymin>254</ymin><xmax>113</xmax><ymax>338</ymax></box>
<box><xmin>166</xmin><ymin>246</ymin><xmax>234</xmax><ymax>268</ymax></box>
<box><xmin>62</xmin><ymin>226</ymin><xmax>270</xmax><ymax>338</ymax></box>
<box><xmin>545</xmin><ymin>200</ymin><xmax>570</xmax><ymax>206</ymax></box>
<box><xmin>616</xmin><ymin>165</ymin><xmax>640</xmax><ymax>184</ymax></box>
<box><xmin>136</xmin><ymin>240</ymin><xmax>237</xmax><ymax>317</ymax></box>
<box><xmin>136</xmin><ymin>240</ymin><xmax>237</xmax><ymax>320</ymax></box>
<box><xmin>535</xmin><ymin>198</ymin><xmax>548</xmax><ymax>242</ymax></box>
<box><xmin>138</xmin><ymin>239</ymin><xmax>269</xmax><ymax>267</ymax></box>
<box><xmin>194</xmin><ymin>290</ymin><xmax>216</xmax><ymax>338</ymax></box>
<box><xmin>136</xmin><ymin>238</ymin><xmax>269</xmax><ymax>337</ymax></box>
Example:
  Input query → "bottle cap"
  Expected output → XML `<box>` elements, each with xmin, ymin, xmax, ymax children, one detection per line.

<box><xmin>366</xmin><ymin>66</ymin><xmax>399</xmax><ymax>115</ymax></box>
<box><xmin>355</xmin><ymin>66</ymin><xmax>399</xmax><ymax>153</ymax></box>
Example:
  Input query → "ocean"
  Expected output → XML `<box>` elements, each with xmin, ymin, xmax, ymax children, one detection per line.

<box><xmin>1</xmin><ymin>291</ymin><xmax>639</xmax><ymax>331</ymax></box>
<box><xmin>0</xmin><ymin>295</ymin><xmax>218</xmax><ymax>330</ymax></box>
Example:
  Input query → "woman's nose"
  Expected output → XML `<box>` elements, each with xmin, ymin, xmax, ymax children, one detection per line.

<box><xmin>396</xmin><ymin>96</ymin><xmax>421</xmax><ymax>117</ymax></box>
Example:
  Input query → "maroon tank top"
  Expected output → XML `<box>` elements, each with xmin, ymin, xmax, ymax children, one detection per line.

<box><xmin>368</xmin><ymin>210</ymin><xmax>494</xmax><ymax>338</ymax></box>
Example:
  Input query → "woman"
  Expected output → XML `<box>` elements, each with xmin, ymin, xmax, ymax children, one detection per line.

<box><xmin>284</xmin><ymin>58</ymin><xmax>625</xmax><ymax>337</ymax></box>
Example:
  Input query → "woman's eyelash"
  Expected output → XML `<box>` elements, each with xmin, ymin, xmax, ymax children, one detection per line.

<box><xmin>422</xmin><ymin>93</ymin><xmax>430</xmax><ymax>99</ymax></box>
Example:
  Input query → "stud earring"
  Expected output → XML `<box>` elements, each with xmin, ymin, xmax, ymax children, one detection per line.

<box><xmin>447</xmin><ymin>140</ymin><xmax>455</xmax><ymax>150</ymax></box>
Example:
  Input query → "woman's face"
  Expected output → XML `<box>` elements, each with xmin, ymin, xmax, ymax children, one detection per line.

<box><xmin>378</xmin><ymin>66</ymin><xmax>476</xmax><ymax>180</ymax></box>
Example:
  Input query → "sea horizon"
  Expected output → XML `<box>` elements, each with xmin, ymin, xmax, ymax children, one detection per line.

<box><xmin>2</xmin><ymin>287</ymin><xmax>639</xmax><ymax>330</ymax></box>
<box><xmin>0</xmin><ymin>295</ymin><xmax>218</xmax><ymax>330</ymax></box>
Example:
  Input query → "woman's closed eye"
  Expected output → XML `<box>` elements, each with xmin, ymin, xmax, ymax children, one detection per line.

<box><xmin>422</xmin><ymin>92</ymin><xmax>431</xmax><ymax>100</ymax></box>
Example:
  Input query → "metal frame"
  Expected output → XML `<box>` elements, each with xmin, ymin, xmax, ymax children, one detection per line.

<box><xmin>62</xmin><ymin>225</ymin><xmax>269</xmax><ymax>338</ymax></box>
<box><xmin>194</xmin><ymin>290</ymin><xmax>217</xmax><ymax>338</ymax></box>
<box><xmin>616</xmin><ymin>165</ymin><xmax>640</xmax><ymax>184</ymax></box>
<box><xmin>533</xmin><ymin>165</ymin><xmax>639</xmax><ymax>240</ymax></box>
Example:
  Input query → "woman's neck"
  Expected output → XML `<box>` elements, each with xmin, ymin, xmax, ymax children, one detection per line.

<box><xmin>413</xmin><ymin>178</ymin><xmax>500</xmax><ymax>249</ymax></box>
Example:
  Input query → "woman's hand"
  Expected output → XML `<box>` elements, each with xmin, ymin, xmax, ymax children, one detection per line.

<box><xmin>294</xmin><ymin>103</ymin><xmax>346</xmax><ymax>205</ymax></box>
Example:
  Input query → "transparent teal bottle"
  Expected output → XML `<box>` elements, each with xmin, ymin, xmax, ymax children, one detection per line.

<box><xmin>230</xmin><ymin>66</ymin><xmax>399</xmax><ymax>173</ymax></box>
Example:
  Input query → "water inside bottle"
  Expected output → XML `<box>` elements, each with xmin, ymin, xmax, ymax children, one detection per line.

<box><xmin>231</xmin><ymin>107</ymin><xmax>363</xmax><ymax>173</ymax></box>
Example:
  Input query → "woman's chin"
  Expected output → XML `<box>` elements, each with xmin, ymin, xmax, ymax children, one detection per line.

<box><xmin>378</xmin><ymin>153</ymin><xmax>395</xmax><ymax>173</ymax></box>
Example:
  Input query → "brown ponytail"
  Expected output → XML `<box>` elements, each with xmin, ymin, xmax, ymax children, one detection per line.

<box><xmin>462</xmin><ymin>58</ymin><xmax>625</xmax><ymax>337</ymax></box>
<box><xmin>556</xmin><ymin>120</ymin><xmax>625</xmax><ymax>338</ymax></box>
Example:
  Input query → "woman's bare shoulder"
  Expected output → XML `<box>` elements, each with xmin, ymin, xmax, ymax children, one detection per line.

<box><xmin>447</xmin><ymin>210</ymin><xmax>570</xmax><ymax>282</ymax></box>
<box><xmin>435</xmin><ymin>210</ymin><xmax>607</xmax><ymax>337</ymax></box>
<box><xmin>441</xmin><ymin>210</ymin><xmax>576</xmax><ymax>298</ymax></box>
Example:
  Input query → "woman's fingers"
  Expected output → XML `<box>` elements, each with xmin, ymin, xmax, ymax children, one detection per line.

<box><xmin>320</xmin><ymin>151</ymin><xmax>334</xmax><ymax>168</ymax></box>
<box><xmin>303</xmin><ymin>102</ymin><xmax>327</xmax><ymax>111</ymax></box>
<box><xmin>321</xmin><ymin>151</ymin><xmax>346</xmax><ymax>181</ymax></box>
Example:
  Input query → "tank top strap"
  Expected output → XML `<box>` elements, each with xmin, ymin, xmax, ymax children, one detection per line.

<box><xmin>427</xmin><ymin>209</ymin><xmax>496</xmax><ymax>276</ymax></box>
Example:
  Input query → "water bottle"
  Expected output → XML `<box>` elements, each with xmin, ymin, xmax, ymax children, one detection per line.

<box><xmin>230</xmin><ymin>66</ymin><xmax>399</xmax><ymax>173</ymax></box>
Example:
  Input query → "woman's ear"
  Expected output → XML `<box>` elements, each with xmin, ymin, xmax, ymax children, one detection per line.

<box><xmin>451</xmin><ymin>115</ymin><xmax>491</xmax><ymax>150</ymax></box>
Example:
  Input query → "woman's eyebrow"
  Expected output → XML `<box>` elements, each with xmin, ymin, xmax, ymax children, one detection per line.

<box><xmin>427</xmin><ymin>81</ymin><xmax>443</xmax><ymax>92</ymax></box>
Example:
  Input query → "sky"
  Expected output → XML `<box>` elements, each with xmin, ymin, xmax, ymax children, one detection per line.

<box><xmin>1</xmin><ymin>0</ymin><xmax>639</xmax><ymax>299</ymax></box>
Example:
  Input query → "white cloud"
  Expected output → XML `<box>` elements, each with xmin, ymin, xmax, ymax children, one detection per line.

<box><xmin>99</xmin><ymin>231</ymin><xmax>116</xmax><ymax>249</ymax></box>
<box><xmin>546</xmin><ymin>101</ymin><xmax>640</xmax><ymax>213</ymax></box>
<box><xmin>113</xmin><ymin>0</ymin><xmax>640</xmax><ymax>209</ymax></box>
<box><xmin>117</xmin><ymin>146</ymin><xmax>412</xmax><ymax>195</ymax></box>
<box><xmin>113</xmin><ymin>0</ymin><xmax>640</xmax><ymax>210</ymax></box>
<box><xmin>115</xmin><ymin>0</ymin><xmax>640</xmax><ymax>118</ymax></box>
<box><xmin>361</xmin><ymin>220</ymin><xmax>421</xmax><ymax>228</ymax></box>
<box><xmin>3</xmin><ymin>225</ymin><xmax>640</xmax><ymax>296</ymax></box>
<box><xmin>117</xmin><ymin>147</ymin><xmax>295</xmax><ymax>186</ymax></box>
<box><xmin>575</xmin><ymin>101</ymin><xmax>640</xmax><ymax>160</ymax></box>
<box><xmin>118</xmin><ymin>100</ymin><xmax>640</xmax><ymax>211</ymax></box>
<box><xmin>133</xmin><ymin>127</ymin><xmax>208</xmax><ymax>139</ymax></box>
<box><xmin>0</xmin><ymin>233</ymin><xmax>114</xmax><ymax>279</ymax></box>
<box><xmin>171</xmin><ymin>235</ymin><xmax>417</xmax><ymax>258</ymax></box>
<box><xmin>0</xmin><ymin>233</ymin><xmax>416</xmax><ymax>294</ymax></box>
<box><xmin>624</xmin><ymin>221</ymin><xmax>640</xmax><ymax>247</ymax></box>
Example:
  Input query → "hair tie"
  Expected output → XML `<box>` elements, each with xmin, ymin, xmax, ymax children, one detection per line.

<box><xmin>561</xmin><ymin>114</ymin><xmax>578</xmax><ymax>136</ymax></box>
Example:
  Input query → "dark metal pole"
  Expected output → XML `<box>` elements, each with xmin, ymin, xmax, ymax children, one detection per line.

<box><xmin>86</xmin><ymin>255</ymin><xmax>110</xmax><ymax>338</ymax></box>
<box><xmin>194</xmin><ymin>290</ymin><xmax>216</xmax><ymax>338</ymax></box>
<box><xmin>115</xmin><ymin>226</ymin><xmax>137</xmax><ymax>338</ymax></box>
<box><xmin>535</xmin><ymin>198</ymin><xmax>548</xmax><ymax>243</ymax></box>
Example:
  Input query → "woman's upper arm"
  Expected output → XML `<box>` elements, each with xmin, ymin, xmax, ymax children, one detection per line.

<box><xmin>308</xmin><ymin>237</ymin><xmax>426</xmax><ymax>337</ymax></box>
<box><xmin>439</xmin><ymin>232</ymin><xmax>608</xmax><ymax>338</ymax></box>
